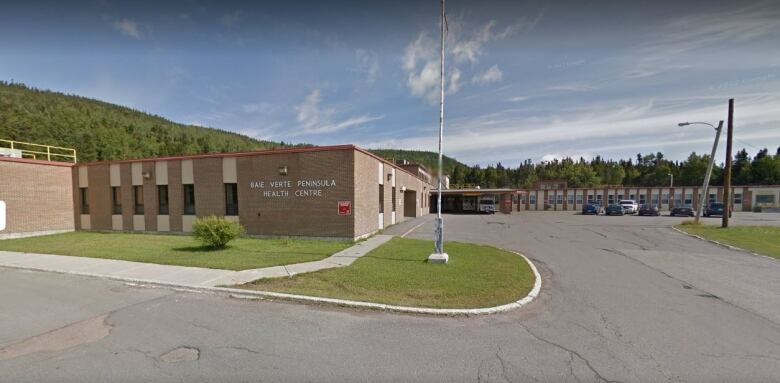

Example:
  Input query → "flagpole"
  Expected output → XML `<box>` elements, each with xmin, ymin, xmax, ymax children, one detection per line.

<box><xmin>429</xmin><ymin>0</ymin><xmax>448</xmax><ymax>264</ymax></box>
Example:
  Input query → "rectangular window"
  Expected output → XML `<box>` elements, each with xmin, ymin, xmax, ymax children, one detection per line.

<box><xmin>674</xmin><ymin>194</ymin><xmax>682</xmax><ymax>206</ymax></box>
<box><xmin>684</xmin><ymin>193</ymin><xmax>693</xmax><ymax>205</ymax></box>
<box><xmin>80</xmin><ymin>187</ymin><xmax>89</xmax><ymax>214</ymax></box>
<box><xmin>617</xmin><ymin>194</ymin><xmax>624</xmax><ymax>201</ymax></box>
<box><xmin>547</xmin><ymin>195</ymin><xmax>555</xmax><ymax>205</ymax></box>
<box><xmin>629</xmin><ymin>194</ymin><xmax>635</xmax><ymax>201</ymax></box>
<box><xmin>639</xmin><ymin>194</ymin><xmax>646</xmax><ymax>205</ymax></box>
<box><xmin>651</xmin><ymin>195</ymin><xmax>659</xmax><ymax>205</ymax></box>
<box><xmin>587</xmin><ymin>194</ymin><xmax>594</xmax><ymax>203</ymax></box>
<box><xmin>225</xmin><ymin>183</ymin><xmax>238</xmax><ymax>216</ymax></box>
<box><xmin>392</xmin><ymin>187</ymin><xmax>397</xmax><ymax>212</ymax></box>
<box><xmin>709</xmin><ymin>193</ymin><xmax>717</xmax><ymax>204</ymax></box>
<box><xmin>158</xmin><ymin>185</ymin><xmax>169</xmax><ymax>215</ymax></box>
<box><xmin>567</xmin><ymin>194</ymin><xmax>574</xmax><ymax>205</ymax></box>
<box><xmin>596</xmin><ymin>195</ymin><xmax>603</xmax><ymax>203</ymax></box>
<box><xmin>379</xmin><ymin>185</ymin><xmax>384</xmax><ymax>213</ymax></box>
<box><xmin>756</xmin><ymin>194</ymin><xmax>776</xmax><ymax>204</ymax></box>
<box><xmin>576</xmin><ymin>194</ymin><xmax>583</xmax><ymax>204</ymax></box>
<box><xmin>556</xmin><ymin>194</ymin><xmax>563</xmax><ymax>204</ymax></box>
<box><xmin>133</xmin><ymin>186</ymin><xmax>144</xmax><ymax>214</ymax></box>
<box><xmin>529</xmin><ymin>195</ymin><xmax>536</xmax><ymax>205</ymax></box>
<box><xmin>183</xmin><ymin>184</ymin><xmax>196</xmax><ymax>215</ymax></box>
<box><xmin>662</xmin><ymin>193</ymin><xmax>669</xmax><ymax>204</ymax></box>
<box><xmin>112</xmin><ymin>187</ymin><xmax>122</xmax><ymax>214</ymax></box>
<box><xmin>733</xmin><ymin>193</ymin><xmax>742</xmax><ymax>204</ymax></box>
<box><xmin>608</xmin><ymin>195</ymin><xmax>615</xmax><ymax>205</ymax></box>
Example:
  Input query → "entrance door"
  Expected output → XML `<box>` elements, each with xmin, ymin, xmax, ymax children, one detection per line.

<box><xmin>404</xmin><ymin>190</ymin><xmax>417</xmax><ymax>217</ymax></box>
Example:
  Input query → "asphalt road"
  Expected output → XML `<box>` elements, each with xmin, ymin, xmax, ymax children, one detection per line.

<box><xmin>1</xmin><ymin>212</ymin><xmax>779</xmax><ymax>382</ymax></box>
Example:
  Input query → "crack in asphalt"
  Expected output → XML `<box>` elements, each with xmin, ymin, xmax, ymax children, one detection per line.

<box><xmin>598</xmin><ymin>246</ymin><xmax>780</xmax><ymax>330</ymax></box>
<box><xmin>518</xmin><ymin>323</ymin><xmax>624</xmax><ymax>383</ymax></box>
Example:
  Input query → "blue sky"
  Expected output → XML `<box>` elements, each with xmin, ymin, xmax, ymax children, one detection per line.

<box><xmin>2</xmin><ymin>0</ymin><xmax>779</xmax><ymax>166</ymax></box>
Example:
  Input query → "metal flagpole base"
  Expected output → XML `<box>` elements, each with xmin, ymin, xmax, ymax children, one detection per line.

<box><xmin>428</xmin><ymin>253</ymin><xmax>449</xmax><ymax>264</ymax></box>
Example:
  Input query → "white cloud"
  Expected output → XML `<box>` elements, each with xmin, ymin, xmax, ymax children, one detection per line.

<box><xmin>293</xmin><ymin>89</ymin><xmax>383</xmax><ymax>135</ymax></box>
<box><xmin>354</xmin><ymin>49</ymin><xmax>380</xmax><ymax>83</ymax></box>
<box><xmin>113</xmin><ymin>19</ymin><xmax>142</xmax><ymax>39</ymax></box>
<box><xmin>508</xmin><ymin>96</ymin><xmax>530</xmax><ymax>102</ymax></box>
<box><xmin>472</xmin><ymin>65</ymin><xmax>503</xmax><ymax>85</ymax></box>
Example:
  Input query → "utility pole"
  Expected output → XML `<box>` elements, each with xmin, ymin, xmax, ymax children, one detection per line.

<box><xmin>694</xmin><ymin>121</ymin><xmax>723</xmax><ymax>224</ymax></box>
<box><xmin>429</xmin><ymin>0</ymin><xmax>448</xmax><ymax>264</ymax></box>
<box><xmin>668</xmin><ymin>173</ymin><xmax>673</xmax><ymax>188</ymax></box>
<box><xmin>723</xmin><ymin>99</ymin><xmax>734</xmax><ymax>228</ymax></box>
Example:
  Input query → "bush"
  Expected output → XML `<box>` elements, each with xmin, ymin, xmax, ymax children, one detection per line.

<box><xmin>192</xmin><ymin>216</ymin><xmax>246</xmax><ymax>248</ymax></box>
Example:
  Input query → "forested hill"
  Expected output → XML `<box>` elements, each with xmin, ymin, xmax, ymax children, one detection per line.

<box><xmin>0</xmin><ymin>82</ymin><xmax>298</xmax><ymax>162</ymax></box>
<box><xmin>368</xmin><ymin>149</ymin><xmax>465</xmax><ymax>175</ymax></box>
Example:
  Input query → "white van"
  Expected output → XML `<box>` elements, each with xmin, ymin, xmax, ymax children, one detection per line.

<box><xmin>479</xmin><ymin>199</ymin><xmax>496</xmax><ymax>214</ymax></box>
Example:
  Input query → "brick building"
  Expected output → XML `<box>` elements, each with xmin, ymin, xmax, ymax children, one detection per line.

<box><xmin>68</xmin><ymin>145</ymin><xmax>432</xmax><ymax>240</ymax></box>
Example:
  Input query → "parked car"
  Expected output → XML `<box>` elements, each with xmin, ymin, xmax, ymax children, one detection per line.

<box><xmin>582</xmin><ymin>203</ymin><xmax>604</xmax><ymax>215</ymax></box>
<box><xmin>638</xmin><ymin>204</ymin><xmax>660</xmax><ymax>216</ymax></box>
<box><xmin>619</xmin><ymin>199</ymin><xmax>639</xmax><ymax>214</ymax></box>
<box><xmin>704</xmin><ymin>202</ymin><xmax>731</xmax><ymax>217</ymax></box>
<box><xmin>478</xmin><ymin>199</ymin><xmax>496</xmax><ymax>214</ymax></box>
<box><xmin>670</xmin><ymin>205</ymin><xmax>694</xmax><ymax>217</ymax></box>
<box><xmin>605</xmin><ymin>204</ymin><xmax>625</xmax><ymax>215</ymax></box>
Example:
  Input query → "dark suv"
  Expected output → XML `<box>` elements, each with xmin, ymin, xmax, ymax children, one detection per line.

<box><xmin>704</xmin><ymin>202</ymin><xmax>731</xmax><ymax>217</ymax></box>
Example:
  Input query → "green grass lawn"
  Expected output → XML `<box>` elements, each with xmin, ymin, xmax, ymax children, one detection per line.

<box><xmin>677</xmin><ymin>225</ymin><xmax>780</xmax><ymax>260</ymax></box>
<box><xmin>237</xmin><ymin>237</ymin><xmax>536</xmax><ymax>309</ymax></box>
<box><xmin>0</xmin><ymin>231</ymin><xmax>352</xmax><ymax>270</ymax></box>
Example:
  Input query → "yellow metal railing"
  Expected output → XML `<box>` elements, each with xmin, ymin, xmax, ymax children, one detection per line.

<box><xmin>0</xmin><ymin>139</ymin><xmax>77</xmax><ymax>163</ymax></box>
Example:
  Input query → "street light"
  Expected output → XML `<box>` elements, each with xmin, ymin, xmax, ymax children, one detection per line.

<box><xmin>667</xmin><ymin>173</ymin><xmax>673</xmax><ymax>188</ymax></box>
<box><xmin>677</xmin><ymin>120</ymin><xmax>724</xmax><ymax>223</ymax></box>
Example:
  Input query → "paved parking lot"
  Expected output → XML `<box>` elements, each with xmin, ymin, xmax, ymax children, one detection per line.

<box><xmin>1</xmin><ymin>212</ymin><xmax>779</xmax><ymax>382</ymax></box>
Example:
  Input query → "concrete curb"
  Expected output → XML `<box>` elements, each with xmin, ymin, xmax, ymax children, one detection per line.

<box><xmin>670</xmin><ymin>226</ymin><xmax>775</xmax><ymax>260</ymax></box>
<box><xmin>1</xmin><ymin>250</ymin><xmax>542</xmax><ymax>316</ymax></box>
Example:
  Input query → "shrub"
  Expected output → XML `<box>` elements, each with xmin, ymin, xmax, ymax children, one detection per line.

<box><xmin>192</xmin><ymin>216</ymin><xmax>245</xmax><ymax>248</ymax></box>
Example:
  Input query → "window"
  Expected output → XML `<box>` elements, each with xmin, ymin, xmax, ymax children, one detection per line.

<box><xmin>133</xmin><ymin>186</ymin><xmax>144</xmax><ymax>214</ymax></box>
<box><xmin>684</xmin><ymin>193</ymin><xmax>692</xmax><ymax>205</ymax></box>
<box><xmin>629</xmin><ymin>194</ymin><xmax>635</xmax><ymax>201</ymax></box>
<box><xmin>608</xmin><ymin>195</ymin><xmax>615</xmax><ymax>205</ymax></box>
<box><xmin>651</xmin><ymin>195</ymin><xmax>659</xmax><ymax>205</ymax></box>
<box><xmin>379</xmin><ymin>185</ymin><xmax>384</xmax><ymax>213</ymax></box>
<box><xmin>587</xmin><ymin>194</ymin><xmax>594</xmax><ymax>203</ymax></box>
<box><xmin>567</xmin><ymin>194</ymin><xmax>574</xmax><ymax>205</ymax></box>
<box><xmin>225</xmin><ymin>183</ymin><xmax>238</xmax><ymax>216</ymax></box>
<box><xmin>80</xmin><ymin>188</ymin><xmax>89</xmax><ymax>214</ymax></box>
<box><xmin>158</xmin><ymin>185</ymin><xmax>169</xmax><ymax>215</ymax></box>
<box><xmin>112</xmin><ymin>187</ymin><xmax>122</xmax><ymax>214</ymax></box>
<box><xmin>617</xmin><ymin>194</ymin><xmax>624</xmax><ymax>201</ymax></box>
<box><xmin>756</xmin><ymin>194</ymin><xmax>776</xmax><ymax>205</ymax></box>
<box><xmin>556</xmin><ymin>194</ymin><xmax>563</xmax><ymax>205</ymax></box>
<box><xmin>547</xmin><ymin>194</ymin><xmax>555</xmax><ymax>205</ymax></box>
<box><xmin>392</xmin><ymin>187</ymin><xmax>396</xmax><ymax>212</ymax></box>
<box><xmin>639</xmin><ymin>194</ymin><xmax>646</xmax><ymax>205</ymax></box>
<box><xmin>709</xmin><ymin>193</ymin><xmax>717</xmax><ymax>204</ymax></box>
<box><xmin>575</xmin><ymin>194</ymin><xmax>583</xmax><ymax>205</ymax></box>
<box><xmin>183</xmin><ymin>184</ymin><xmax>196</xmax><ymax>215</ymax></box>
<box><xmin>529</xmin><ymin>194</ymin><xmax>536</xmax><ymax>205</ymax></box>
<box><xmin>733</xmin><ymin>193</ymin><xmax>742</xmax><ymax>204</ymax></box>
<box><xmin>662</xmin><ymin>193</ymin><xmax>669</xmax><ymax>204</ymax></box>
<box><xmin>596</xmin><ymin>195</ymin><xmax>603</xmax><ymax>203</ymax></box>
<box><xmin>674</xmin><ymin>194</ymin><xmax>682</xmax><ymax>206</ymax></box>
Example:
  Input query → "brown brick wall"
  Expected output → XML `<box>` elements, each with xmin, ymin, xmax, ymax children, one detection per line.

<box><xmin>120</xmin><ymin>163</ymin><xmax>134</xmax><ymax>229</ymax></box>
<box><xmin>354</xmin><ymin>151</ymin><xmax>380</xmax><ymax>238</ymax></box>
<box><xmin>193</xmin><ymin>158</ymin><xmax>225</xmax><ymax>217</ymax></box>
<box><xmin>0</xmin><ymin>159</ymin><xmax>75</xmax><ymax>235</ymax></box>
<box><xmin>236</xmin><ymin>149</ymin><xmax>355</xmax><ymax>238</ymax></box>
<box><xmin>87</xmin><ymin>164</ymin><xmax>112</xmax><ymax>230</ymax></box>
<box><xmin>142</xmin><ymin>161</ymin><xmax>158</xmax><ymax>231</ymax></box>
<box><xmin>167</xmin><ymin>160</ymin><xmax>183</xmax><ymax>231</ymax></box>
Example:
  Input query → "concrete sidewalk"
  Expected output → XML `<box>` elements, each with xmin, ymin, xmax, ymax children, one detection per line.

<box><xmin>0</xmin><ymin>235</ymin><xmax>392</xmax><ymax>287</ymax></box>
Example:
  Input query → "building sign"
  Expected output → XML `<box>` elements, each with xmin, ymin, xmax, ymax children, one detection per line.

<box><xmin>249</xmin><ymin>179</ymin><xmax>337</xmax><ymax>198</ymax></box>
<box><xmin>338</xmin><ymin>200</ymin><xmax>351</xmax><ymax>215</ymax></box>
<box><xmin>0</xmin><ymin>201</ymin><xmax>5</xmax><ymax>231</ymax></box>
